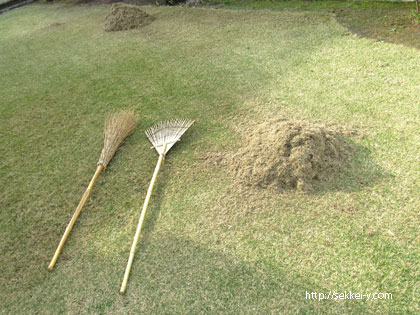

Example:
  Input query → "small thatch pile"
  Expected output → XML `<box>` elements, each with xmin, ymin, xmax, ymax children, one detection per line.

<box><xmin>222</xmin><ymin>119</ymin><xmax>353</xmax><ymax>193</ymax></box>
<box><xmin>104</xmin><ymin>3</ymin><xmax>154</xmax><ymax>32</ymax></box>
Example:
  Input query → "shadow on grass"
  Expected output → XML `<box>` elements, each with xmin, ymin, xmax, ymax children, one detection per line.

<box><xmin>313</xmin><ymin>140</ymin><xmax>394</xmax><ymax>194</ymax></box>
<box><xmin>105</xmin><ymin>233</ymin><xmax>373</xmax><ymax>313</ymax></box>
<box><xmin>334</xmin><ymin>6</ymin><xmax>420</xmax><ymax>50</ymax></box>
<box><xmin>7</xmin><ymin>234</ymin><xmax>385</xmax><ymax>313</ymax></box>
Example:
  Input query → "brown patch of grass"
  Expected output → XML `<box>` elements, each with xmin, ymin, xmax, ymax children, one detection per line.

<box><xmin>40</xmin><ymin>22</ymin><xmax>64</xmax><ymax>31</ymax></box>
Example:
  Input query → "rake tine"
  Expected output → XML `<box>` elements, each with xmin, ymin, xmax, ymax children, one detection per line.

<box><xmin>120</xmin><ymin>118</ymin><xmax>194</xmax><ymax>294</ymax></box>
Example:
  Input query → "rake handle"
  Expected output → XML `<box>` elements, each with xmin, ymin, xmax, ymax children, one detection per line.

<box><xmin>48</xmin><ymin>164</ymin><xmax>104</xmax><ymax>270</ymax></box>
<box><xmin>120</xmin><ymin>142</ymin><xmax>167</xmax><ymax>294</ymax></box>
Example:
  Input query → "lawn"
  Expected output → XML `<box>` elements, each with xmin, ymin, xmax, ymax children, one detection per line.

<box><xmin>1</xmin><ymin>1</ymin><xmax>419</xmax><ymax>313</ymax></box>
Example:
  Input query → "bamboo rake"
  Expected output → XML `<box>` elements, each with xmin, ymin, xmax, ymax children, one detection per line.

<box><xmin>120</xmin><ymin>118</ymin><xmax>194</xmax><ymax>294</ymax></box>
<box><xmin>120</xmin><ymin>142</ymin><xmax>167</xmax><ymax>294</ymax></box>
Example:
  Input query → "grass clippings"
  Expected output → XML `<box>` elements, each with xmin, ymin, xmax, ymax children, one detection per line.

<box><xmin>104</xmin><ymin>3</ymin><xmax>154</xmax><ymax>32</ymax></box>
<box><xmin>217</xmin><ymin>119</ymin><xmax>353</xmax><ymax>193</ymax></box>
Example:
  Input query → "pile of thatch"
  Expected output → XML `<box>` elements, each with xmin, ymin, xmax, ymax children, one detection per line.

<box><xmin>104</xmin><ymin>3</ymin><xmax>154</xmax><ymax>32</ymax></box>
<box><xmin>223</xmin><ymin>119</ymin><xmax>353</xmax><ymax>193</ymax></box>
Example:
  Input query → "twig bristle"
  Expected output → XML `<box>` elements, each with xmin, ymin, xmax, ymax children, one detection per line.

<box><xmin>98</xmin><ymin>110</ymin><xmax>139</xmax><ymax>168</ymax></box>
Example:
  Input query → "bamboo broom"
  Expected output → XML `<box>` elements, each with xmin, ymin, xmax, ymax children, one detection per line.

<box><xmin>120</xmin><ymin>118</ymin><xmax>194</xmax><ymax>294</ymax></box>
<box><xmin>48</xmin><ymin>110</ymin><xmax>139</xmax><ymax>270</ymax></box>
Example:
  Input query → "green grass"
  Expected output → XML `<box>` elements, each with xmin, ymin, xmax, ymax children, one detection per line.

<box><xmin>207</xmin><ymin>0</ymin><xmax>410</xmax><ymax>11</ymax></box>
<box><xmin>1</xmin><ymin>2</ymin><xmax>420</xmax><ymax>313</ymax></box>
<box><xmin>207</xmin><ymin>0</ymin><xmax>420</xmax><ymax>49</ymax></box>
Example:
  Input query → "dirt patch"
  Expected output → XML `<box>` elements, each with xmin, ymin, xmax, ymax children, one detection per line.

<box><xmin>210</xmin><ymin>119</ymin><xmax>353</xmax><ymax>193</ymax></box>
<box><xmin>104</xmin><ymin>3</ymin><xmax>154</xmax><ymax>32</ymax></box>
<box><xmin>48</xmin><ymin>22</ymin><xmax>64</xmax><ymax>28</ymax></box>
<box><xmin>335</xmin><ymin>7</ymin><xmax>420</xmax><ymax>49</ymax></box>
<box><xmin>39</xmin><ymin>22</ymin><xmax>64</xmax><ymax>31</ymax></box>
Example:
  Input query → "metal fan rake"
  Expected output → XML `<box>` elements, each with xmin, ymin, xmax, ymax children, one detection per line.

<box><xmin>120</xmin><ymin>118</ymin><xmax>194</xmax><ymax>294</ymax></box>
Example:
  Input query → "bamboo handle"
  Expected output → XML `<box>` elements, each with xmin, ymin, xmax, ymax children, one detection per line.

<box><xmin>120</xmin><ymin>142</ymin><xmax>167</xmax><ymax>294</ymax></box>
<box><xmin>48</xmin><ymin>164</ymin><xmax>104</xmax><ymax>270</ymax></box>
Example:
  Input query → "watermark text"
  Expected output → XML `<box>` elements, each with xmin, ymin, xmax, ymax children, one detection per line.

<box><xmin>305</xmin><ymin>291</ymin><xmax>392</xmax><ymax>301</ymax></box>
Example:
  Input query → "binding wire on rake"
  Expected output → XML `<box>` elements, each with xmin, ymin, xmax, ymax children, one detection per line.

<box><xmin>145</xmin><ymin>118</ymin><xmax>195</xmax><ymax>155</ymax></box>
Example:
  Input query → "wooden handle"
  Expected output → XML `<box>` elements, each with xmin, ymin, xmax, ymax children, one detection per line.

<box><xmin>120</xmin><ymin>142</ymin><xmax>167</xmax><ymax>294</ymax></box>
<box><xmin>48</xmin><ymin>164</ymin><xmax>104</xmax><ymax>270</ymax></box>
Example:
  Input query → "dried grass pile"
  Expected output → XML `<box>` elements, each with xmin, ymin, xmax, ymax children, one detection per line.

<box><xmin>222</xmin><ymin>119</ymin><xmax>353</xmax><ymax>193</ymax></box>
<box><xmin>104</xmin><ymin>3</ymin><xmax>154</xmax><ymax>32</ymax></box>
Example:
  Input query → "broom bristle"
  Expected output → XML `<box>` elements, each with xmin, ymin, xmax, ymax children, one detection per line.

<box><xmin>145</xmin><ymin>118</ymin><xmax>194</xmax><ymax>155</ymax></box>
<box><xmin>98</xmin><ymin>110</ymin><xmax>139</xmax><ymax>168</ymax></box>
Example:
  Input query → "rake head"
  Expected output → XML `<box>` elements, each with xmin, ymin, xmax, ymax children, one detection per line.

<box><xmin>145</xmin><ymin>118</ymin><xmax>194</xmax><ymax>155</ymax></box>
